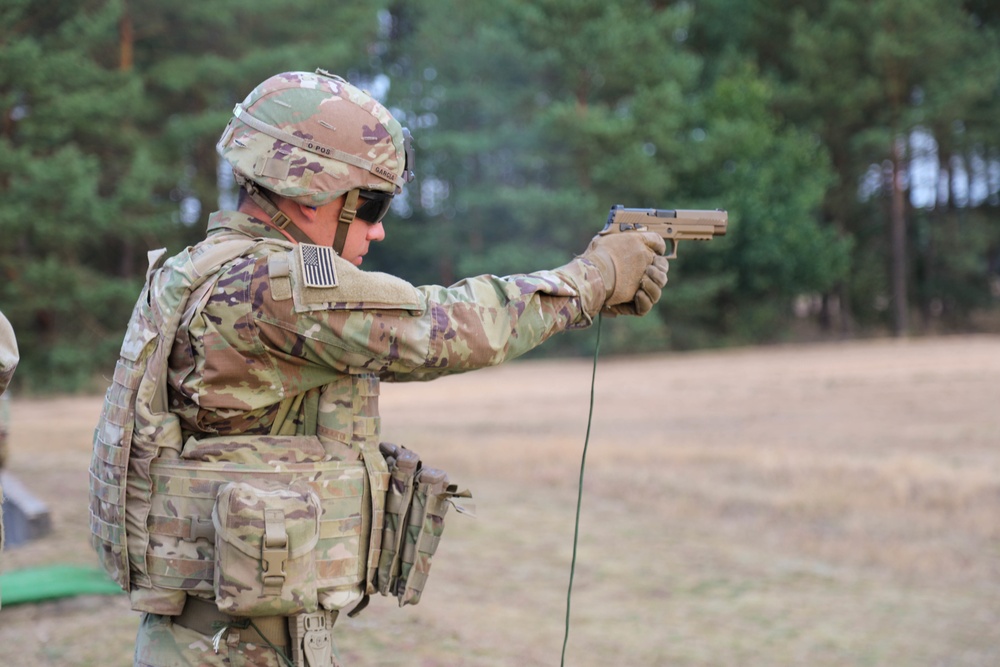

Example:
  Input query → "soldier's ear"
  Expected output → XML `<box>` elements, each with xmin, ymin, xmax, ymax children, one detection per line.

<box><xmin>298</xmin><ymin>203</ymin><xmax>320</xmax><ymax>221</ymax></box>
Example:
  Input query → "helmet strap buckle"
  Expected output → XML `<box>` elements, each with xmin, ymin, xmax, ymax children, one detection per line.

<box><xmin>332</xmin><ymin>189</ymin><xmax>359</xmax><ymax>255</ymax></box>
<box><xmin>235</xmin><ymin>172</ymin><xmax>314</xmax><ymax>245</ymax></box>
<box><xmin>338</xmin><ymin>189</ymin><xmax>359</xmax><ymax>226</ymax></box>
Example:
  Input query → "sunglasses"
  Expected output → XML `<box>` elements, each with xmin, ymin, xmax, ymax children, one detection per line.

<box><xmin>356</xmin><ymin>189</ymin><xmax>393</xmax><ymax>224</ymax></box>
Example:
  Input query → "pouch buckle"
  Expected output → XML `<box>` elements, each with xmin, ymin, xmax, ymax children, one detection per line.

<box><xmin>262</xmin><ymin>508</ymin><xmax>288</xmax><ymax>595</ymax></box>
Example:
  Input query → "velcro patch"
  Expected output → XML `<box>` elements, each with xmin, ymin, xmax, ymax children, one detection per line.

<box><xmin>298</xmin><ymin>244</ymin><xmax>339</xmax><ymax>288</ymax></box>
<box><xmin>289</xmin><ymin>248</ymin><xmax>423</xmax><ymax>313</ymax></box>
<box><xmin>267</xmin><ymin>252</ymin><xmax>292</xmax><ymax>301</ymax></box>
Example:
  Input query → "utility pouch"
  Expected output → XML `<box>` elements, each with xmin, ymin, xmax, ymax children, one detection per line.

<box><xmin>375</xmin><ymin>443</ymin><xmax>419</xmax><ymax>596</ymax></box>
<box><xmin>396</xmin><ymin>467</ymin><xmax>459</xmax><ymax>606</ymax></box>
<box><xmin>375</xmin><ymin>443</ymin><xmax>472</xmax><ymax>607</ymax></box>
<box><xmin>213</xmin><ymin>480</ymin><xmax>321</xmax><ymax>616</ymax></box>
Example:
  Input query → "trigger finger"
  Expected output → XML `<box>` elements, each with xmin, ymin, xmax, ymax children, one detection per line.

<box><xmin>646</xmin><ymin>262</ymin><xmax>668</xmax><ymax>288</ymax></box>
<box><xmin>640</xmin><ymin>232</ymin><xmax>667</xmax><ymax>256</ymax></box>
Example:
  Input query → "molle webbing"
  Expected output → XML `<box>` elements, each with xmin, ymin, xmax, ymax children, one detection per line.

<box><xmin>144</xmin><ymin>456</ymin><xmax>366</xmax><ymax>593</ymax></box>
<box><xmin>89</xmin><ymin>233</ymin><xmax>388</xmax><ymax>615</ymax></box>
<box><xmin>91</xmin><ymin>239</ymin><xmax>262</xmax><ymax>596</ymax></box>
<box><xmin>141</xmin><ymin>375</ymin><xmax>388</xmax><ymax>607</ymax></box>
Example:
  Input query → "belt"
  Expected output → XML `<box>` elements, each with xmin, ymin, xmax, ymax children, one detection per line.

<box><xmin>173</xmin><ymin>596</ymin><xmax>290</xmax><ymax>650</ymax></box>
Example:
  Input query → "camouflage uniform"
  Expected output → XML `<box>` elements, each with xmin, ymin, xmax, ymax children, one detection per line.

<box><xmin>95</xmin><ymin>70</ymin><xmax>664</xmax><ymax>667</ymax></box>
<box><xmin>0</xmin><ymin>310</ymin><xmax>15</xmax><ymax>397</ymax></box>
<box><xmin>0</xmin><ymin>309</ymin><xmax>17</xmax><ymax>579</ymax></box>
<box><xmin>128</xmin><ymin>210</ymin><xmax>604</xmax><ymax>666</ymax></box>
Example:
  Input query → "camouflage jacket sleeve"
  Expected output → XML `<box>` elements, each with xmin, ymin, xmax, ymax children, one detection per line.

<box><xmin>253</xmin><ymin>251</ymin><xmax>608</xmax><ymax>385</ymax></box>
<box><xmin>383</xmin><ymin>259</ymin><xmax>606</xmax><ymax>382</ymax></box>
<box><xmin>0</xmin><ymin>310</ymin><xmax>18</xmax><ymax>396</ymax></box>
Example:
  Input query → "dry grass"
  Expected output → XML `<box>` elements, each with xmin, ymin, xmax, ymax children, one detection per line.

<box><xmin>1</xmin><ymin>335</ymin><xmax>998</xmax><ymax>666</ymax></box>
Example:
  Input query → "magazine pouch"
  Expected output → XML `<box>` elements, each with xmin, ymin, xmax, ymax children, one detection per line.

<box><xmin>374</xmin><ymin>443</ymin><xmax>472</xmax><ymax>607</ymax></box>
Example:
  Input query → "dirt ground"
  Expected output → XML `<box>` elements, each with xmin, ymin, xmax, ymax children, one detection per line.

<box><xmin>0</xmin><ymin>335</ymin><xmax>998</xmax><ymax>667</ymax></box>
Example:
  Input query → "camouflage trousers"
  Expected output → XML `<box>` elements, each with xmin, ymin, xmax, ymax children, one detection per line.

<box><xmin>135</xmin><ymin>613</ymin><xmax>289</xmax><ymax>667</ymax></box>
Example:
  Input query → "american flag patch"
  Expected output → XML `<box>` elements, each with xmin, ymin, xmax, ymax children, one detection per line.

<box><xmin>298</xmin><ymin>244</ymin><xmax>339</xmax><ymax>288</ymax></box>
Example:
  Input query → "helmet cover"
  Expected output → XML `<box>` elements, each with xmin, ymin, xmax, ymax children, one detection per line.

<box><xmin>217</xmin><ymin>70</ymin><xmax>413</xmax><ymax>207</ymax></box>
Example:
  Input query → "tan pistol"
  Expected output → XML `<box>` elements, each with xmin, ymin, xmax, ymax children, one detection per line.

<box><xmin>599</xmin><ymin>205</ymin><xmax>728</xmax><ymax>259</ymax></box>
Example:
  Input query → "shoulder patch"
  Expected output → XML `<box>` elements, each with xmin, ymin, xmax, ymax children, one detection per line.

<box><xmin>288</xmin><ymin>247</ymin><xmax>423</xmax><ymax>313</ymax></box>
<box><xmin>297</xmin><ymin>243</ymin><xmax>339</xmax><ymax>288</ymax></box>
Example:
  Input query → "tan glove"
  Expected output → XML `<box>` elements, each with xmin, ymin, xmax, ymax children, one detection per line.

<box><xmin>581</xmin><ymin>232</ymin><xmax>669</xmax><ymax>316</ymax></box>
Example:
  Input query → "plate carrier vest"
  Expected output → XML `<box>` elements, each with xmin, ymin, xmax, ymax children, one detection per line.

<box><xmin>88</xmin><ymin>234</ymin><xmax>389</xmax><ymax>615</ymax></box>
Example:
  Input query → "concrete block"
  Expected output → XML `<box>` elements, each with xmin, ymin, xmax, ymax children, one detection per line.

<box><xmin>1</xmin><ymin>470</ymin><xmax>52</xmax><ymax>549</ymax></box>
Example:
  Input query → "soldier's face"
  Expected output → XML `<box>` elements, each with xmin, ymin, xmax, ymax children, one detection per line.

<box><xmin>340</xmin><ymin>217</ymin><xmax>386</xmax><ymax>267</ymax></box>
<box><xmin>303</xmin><ymin>197</ymin><xmax>386</xmax><ymax>265</ymax></box>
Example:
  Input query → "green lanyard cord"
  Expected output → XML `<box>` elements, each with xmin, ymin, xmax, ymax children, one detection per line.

<box><xmin>560</xmin><ymin>313</ymin><xmax>602</xmax><ymax>666</ymax></box>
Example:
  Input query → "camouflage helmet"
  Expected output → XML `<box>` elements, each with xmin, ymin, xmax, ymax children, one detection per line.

<box><xmin>217</xmin><ymin>70</ymin><xmax>414</xmax><ymax>207</ymax></box>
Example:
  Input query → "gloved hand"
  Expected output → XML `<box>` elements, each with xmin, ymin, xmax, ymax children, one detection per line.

<box><xmin>581</xmin><ymin>232</ymin><xmax>669</xmax><ymax>316</ymax></box>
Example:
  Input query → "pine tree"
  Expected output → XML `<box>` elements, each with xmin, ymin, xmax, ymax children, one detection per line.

<box><xmin>374</xmin><ymin>0</ymin><xmax>845</xmax><ymax>350</ymax></box>
<box><xmin>0</xmin><ymin>0</ymin><xmax>388</xmax><ymax>390</ymax></box>
<box><xmin>691</xmin><ymin>0</ymin><xmax>1000</xmax><ymax>336</ymax></box>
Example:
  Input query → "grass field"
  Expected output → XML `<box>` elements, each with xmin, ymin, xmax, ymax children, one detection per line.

<box><xmin>1</xmin><ymin>335</ymin><xmax>998</xmax><ymax>666</ymax></box>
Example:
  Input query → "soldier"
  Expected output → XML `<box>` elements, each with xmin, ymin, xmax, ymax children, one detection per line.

<box><xmin>90</xmin><ymin>70</ymin><xmax>667</xmax><ymax>667</ymax></box>
<box><xmin>0</xmin><ymin>309</ymin><xmax>18</xmax><ymax>570</ymax></box>
<box><xmin>0</xmin><ymin>311</ymin><xmax>15</xmax><ymax>396</ymax></box>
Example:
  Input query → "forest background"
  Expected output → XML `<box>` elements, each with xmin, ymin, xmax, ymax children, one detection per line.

<box><xmin>1</xmin><ymin>0</ymin><xmax>998</xmax><ymax>392</ymax></box>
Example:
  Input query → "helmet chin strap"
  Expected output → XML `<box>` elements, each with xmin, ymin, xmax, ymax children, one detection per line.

<box><xmin>236</xmin><ymin>174</ymin><xmax>358</xmax><ymax>256</ymax></box>
<box><xmin>334</xmin><ymin>189</ymin><xmax>360</xmax><ymax>256</ymax></box>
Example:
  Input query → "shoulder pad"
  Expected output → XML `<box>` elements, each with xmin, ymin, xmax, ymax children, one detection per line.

<box><xmin>145</xmin><ymin>248</ymin><xmax>168</xmax><ymax>282</ymax></box>
<box><xmin>288</xmin><ymin>244</ymin><xmax>423</xmax><ymax>313</ymax></box>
